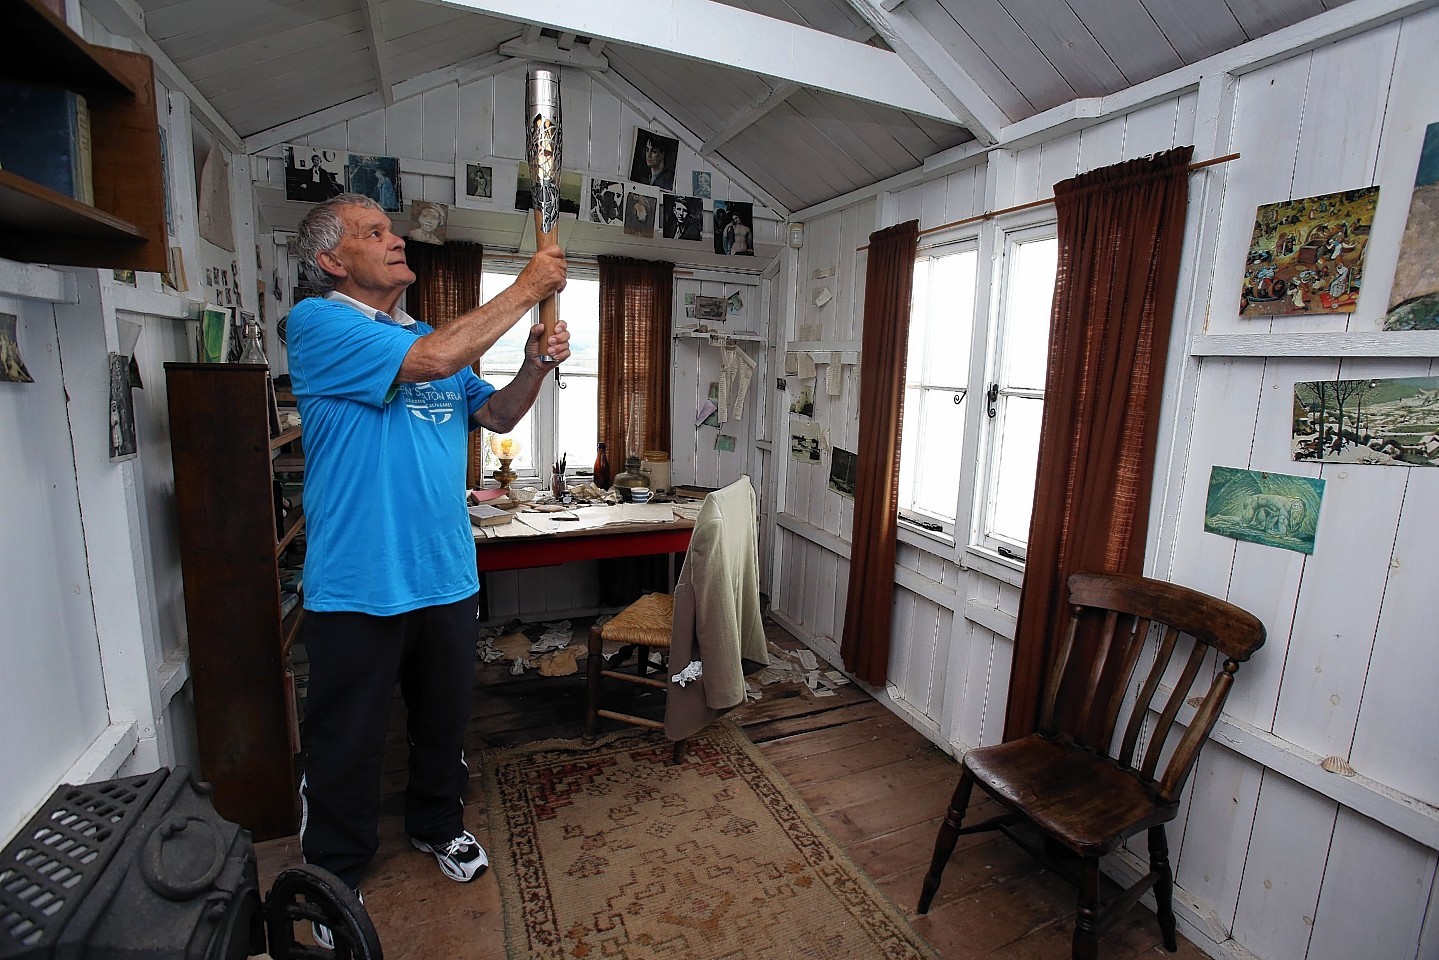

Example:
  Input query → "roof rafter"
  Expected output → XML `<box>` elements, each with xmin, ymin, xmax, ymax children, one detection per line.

<box><xmin>357</xmin><ymin>0</ymin><xmax>396</xmax><ymax>107</ymax></box>
<box><xmin>415</xmin><ymin>0</ymin><xmax>961</xmax><ymax>124</ymax></box>
<box><xmin>841</xmin><ymin>0</ymin><xmax>1009</xmax><ymax>144</ymax></box>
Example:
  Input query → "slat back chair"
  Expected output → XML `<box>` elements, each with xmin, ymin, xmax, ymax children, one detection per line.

<box><xmin>917</xmin><ymin>572</ymin><xmax>1265</xmax><ymax>960</ymax></box>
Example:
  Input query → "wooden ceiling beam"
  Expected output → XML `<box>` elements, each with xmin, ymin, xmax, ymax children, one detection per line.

<box><xmin>357</xmin><ymin>0</ymin><xmax>395</xmax><ymax>107</ymax></box>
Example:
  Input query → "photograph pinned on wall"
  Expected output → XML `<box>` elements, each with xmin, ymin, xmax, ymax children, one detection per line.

<box><xmin>108</xmin><ymin>352</ymin><xmax>137</xmax><ymax>461</ymax></box>
<box><xmin>586</xmin><ymin>177</ymin><xmax>626</xmax><ymax>226</ymax></box>
<box><xmin>1385</xmin><ymin>121</ymin><xmax>1439</xmax><ymax>330</ymax></box>
<box><xmin>662</xmin><ymin>195</ymin><xmax>703</xmax><ymax>241</ymax></box>
<box><xmin>1293</xmin><ymin>376</ymin><xmax>1439</xmax><ymax>466</ymax></box>
<box><xmin>460</xmin><ymin>160</ymin><xmax>493</xmax><ymax>202</ymax></box>
<box><xmin>346</xmin><ymin>153</ymin><xmax>402</xmax><ymax>211</ymax></box>
<box><xmin>828</xmin><ymin>447</ymin><xmax>857</xmax><ymax>499</ymax></box>
<box><xmin>1203</xmin><ymin>466</ymin><xmax>1324</xmax><ymax>554</ymax></box>
<box><xmin>698</xmin><ymin>382</ymin><xmax>720</xmax><ymax>427</ymax></box>
<box><xmin>624</xmin><ymin>190</ymin><xmax>657</xmax><ymax>238</ymax></box>
<box><xmin>727</xmin><ymin>291</ymin><xmax>744</xmax><ymax>315</ymax></box>
<box><xmin>200</xmin><ymin>304</ymin><xmax>230</xmax><ymax>364</ymax></box>
<box><xmin>1</xmin><ymin>312</ymin><xmax>34</xmax><ymax>383</ymax></box>
<box><xmin>1239</xmin><ymin>186</ymin><xmax>1379</xmax><ymax>317</ymax></box>
<box><xmin>693</xmin><ymin>295</ymin><xmax>727</xmax><ymax>322</ymax></box>
<box><xmin>408</xmin><ymin>200</ymin><xmax>449</xmax><ymax>246</ymax></box>
<box><xmin>790</xmin><ymin>419</ymin><xmax>823</xmax><ymax>464</ymax></box>
<box><xmin>789</xmin><ymin>383</ymin><xmax>815</xmax><ymax>418</ymax></box>
<box><xmin>630</xmin><ymin>128</ymin><xmax>679</xmax><ymax>191</ymax></box>
<box><xmin>713</xmin><ymin>200</ymin><xmax>754</xmax><ymax>256</ymax></box>
<box><xmin>692</xmin><ymin>171</ymin><xmax>712</xmax><ymax>200</ymax></box>
<box><xmin>715</xmin><ymin>434</ymin><xmax>736</xmax><ymax>453</ymax></box>
<box><xmin>283</xmin><ymin>144</ymin><xmax>344</xmax><ymax>203</ymax></box>
<box><xmin>515</xmin><ymin>164</ymin><xmax>582</xmax><ymax>217</ymax></box>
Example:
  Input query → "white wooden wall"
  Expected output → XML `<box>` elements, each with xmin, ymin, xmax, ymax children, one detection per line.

<box><xmin>768</xmin><ymin>9</ymin><xmax>1439</xmax><ymax>960</ymax></box>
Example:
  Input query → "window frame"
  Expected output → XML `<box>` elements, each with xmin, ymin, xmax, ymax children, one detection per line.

<box><xmin>969</xmin><ymin>220</ymin><xmax>1059</xmax><ymax>564</ymax></box>
<box><xmin>473</xmin><ymin>258</ymin><xmax>600</xmax><ymax>483</ymax></box>
<box><xmin>896</xmin><ymin>235</ymin><xmax>981</xmax><ymax>536</ymax></box>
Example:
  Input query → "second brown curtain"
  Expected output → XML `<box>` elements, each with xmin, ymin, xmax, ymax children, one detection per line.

<box><xmin>840</xmin><ymin>220</ymin><xmax>919</xmax><ymax>686</ymax></box>
<box><xmin>598</xmin><ymin>256</ymin><xmax>673</xmax><ymax>461</ymax></box>
<box><xmin>1002</xmin><ymin>146</ymin><xmax>1194</xmax><ymax>740</ymax></box>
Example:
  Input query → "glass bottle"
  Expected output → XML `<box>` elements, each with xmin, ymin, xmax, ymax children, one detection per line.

<box><xmin>593</xmin><ymin>442</ymin><xmax>612</xmax><ymax>489</ymax></box>
<box><xmin>239</xmin><ymin>318</ymin><xmax>268</xmax><ymax>365</ymax></box>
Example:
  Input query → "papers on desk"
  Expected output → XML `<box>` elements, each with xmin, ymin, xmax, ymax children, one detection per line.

<box><xmin>476</xmin><ymin>502</ymin><xmax>687</xmax><ymax>539</ymax></box>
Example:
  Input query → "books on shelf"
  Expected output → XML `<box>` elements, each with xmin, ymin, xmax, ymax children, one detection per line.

<box><xmin>0</xmin><ymin>79</ymin><xmax>93</xmax><ymax>205</ymax></box>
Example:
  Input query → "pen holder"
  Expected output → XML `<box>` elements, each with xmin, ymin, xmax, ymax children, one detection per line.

<box><xmin>551</xmin><ymin>469</ymin><xmax>566</xmax><ymax>499</ymax></box>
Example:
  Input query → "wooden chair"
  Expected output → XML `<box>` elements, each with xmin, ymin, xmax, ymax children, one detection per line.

<box><xmin>916</xmin><ymin>572</ymin><xmax>1266</xmax><ymax>959</ymax></box>
<box><xmin>585</xmin><ymin>477</ymin><xmax>767</xmax><ymax>764</ymax></box>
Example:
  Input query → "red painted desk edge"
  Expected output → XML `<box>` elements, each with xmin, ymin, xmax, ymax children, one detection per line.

<box><xmin>475</xmin><ymin>524</ymin><xmax>694</xmax><ymax>572</ymax></box>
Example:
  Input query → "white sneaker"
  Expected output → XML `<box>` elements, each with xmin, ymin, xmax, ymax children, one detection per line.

<box><xmin>312</xmin><ymin>888</ymin><xmax>362</xmax><ymax>950</ymax></box>
<box><xmin>410</xmin><ymin>830</ymin><xmax>489</xmax><ymax>882</ymax></box>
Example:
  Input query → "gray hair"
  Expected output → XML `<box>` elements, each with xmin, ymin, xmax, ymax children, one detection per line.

<box><xmin>295</xmin><ymin>193</ymin><xmax>386</xmax><ymax>294</ymax></box>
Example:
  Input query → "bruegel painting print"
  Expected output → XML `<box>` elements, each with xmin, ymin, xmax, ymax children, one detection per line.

<box><xmin>1204</xmin><ymin>466</ymin><xmax>1324</xmax><ymax>555</ymax></box>
<box><xmin>1239</xmin><ymin>187</ymin><xmax>1379</xmax><ymax>317</ymax></box>
<box><xmin>1386</xmin><ymin>121</ymin><xmax>1439</xmax><ymax>330</ymax></box>
<box><xmin>1293</xmin><ymin>376</ymin><xmax>1439</xmax><ymax>466</ymax></box>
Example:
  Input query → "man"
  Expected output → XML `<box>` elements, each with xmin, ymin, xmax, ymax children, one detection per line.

<box><xmin>664</xmin><ymin>196</ymin><xmax>701</xmax><ymax>241</ymax></box>
<box><xmin>287</xmin><ymin>194</ymin><xmax>567</xmax><ymax>931</ymax></box>
<box><xmin>631</xmin><ymin>132</ymin><xmax>675</xmax><ymax>191</ymax></box>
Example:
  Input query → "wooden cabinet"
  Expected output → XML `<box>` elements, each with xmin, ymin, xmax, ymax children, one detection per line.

<box><xmin>166</xmin><ymin>363</ymin><xmax>304</xmax><ymax>840</ymax></box>
<box><xmin>1</xmin><ymin>0</ymin><xmax>168</xmax><ymax>271</ymax></box>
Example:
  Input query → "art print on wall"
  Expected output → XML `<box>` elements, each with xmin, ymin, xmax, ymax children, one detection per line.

<box><xmin>692</xmin><ymin>171</ymin><xmax>712</xmax><ymax>200</ymax></box>
<box><xmin>624</xmin><ymin>190</ymin><xmax>656</xmax><ymax>238</ymax></box>
<box><xmin>790</xmin><ymin>419</ymin><xmax>823</xmax><ymax>463</ymax></box>
<box><xmin>1293</xmin><ymin>376</ymin><xmax>1439</xmax><ymax>466</ymax></box>
<box><xmin>408</xmin><ymin>200</ymin><xmax>448</xmax><ymax>246</ymax></box>
<box><xmin>346</xmin><ymin>154</ymin><xmax>401</xmax><ymax>211</ymax></box>
<box><xmin>829</xmin><ymin>447</ymin><xmax>857</xmax><ymax>498</ymax></box>
<box><xmin>108</xmin><ymin>352</ymin><xmax>137</xmax><ymax>461</ymax></box>
<box><xmin>515</xmin><ymin>164</ymin><xmax>582</xmax><ymax>217</ymax></box>
<box><xmin>463</xmin><ymin>161</ymin><xmax>492</xmax><ymax>200</ymax></box>
<box><xmin>284</xmin><ymin>145</ymin><xmax>344</xmax><ymax>203</ymax></box>
<box><xmin>713</xmin><ymin>200</ymin><xmax>754</xmax><ymax>256</ymax></box>
<box><xmin>587</xmin><ymin>178</ymin><xmax>625</xmax><ymax>226</ymax></box>
<box><xmin>662</xmin><ymin>195</ymin><xmax>703</xmax><ymax>241</ymax></box>
<box><xmin>630</xmin><ymin>128</ymin><xmax>678</xmax><ymax>191</ymax></box>
<box><xmin>1239</xmin><ymin>186</ymin><xmax>1379</xmax><ymax>317</ymax></box>
<box><xmin>1385</xmin><ymin>121</ymin><xmax>1439</xmax><ymax>330</ymax></box>
<box><xmin>1203</xmin><ymin>466</ymin><xmax>1324</xmax><ymax>554</ymax></box>
<box><xmin>1</xmin><ymin>312</ymin><xmax>34</xmax><ymax>383</ymax></box>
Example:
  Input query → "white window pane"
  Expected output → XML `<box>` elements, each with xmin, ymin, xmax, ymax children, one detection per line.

<box><xmin>1002</xmin><ymin>237</ymin><xmax>1057</xmax><ymax>390</ymax></box>
<box><xmin>899</xmin><ymin>384</ymin><xmax>921</xmax><ymax>509</ymax></box>
<box><xmin>990</xmin><ymin>396</ymin><xmax>1043</xmax><ymax>543</ymax></box>
<box><xmin>559</xmin><ymin>277</ymin><xmax>600</xmax><ymax>375</ymax></box>
<box><xmin>907</xmin><ymin>260</ymin><xmax>932</xmax><ymax>378</ymax></box>
<box><xmin>912</xmin><ymin>389</ymin><xmax>966</xmax><ymax>522</ymax></box>
<box><xmin>478</xmin><ymin>372</ymin><xmax>536</xmax><ymax>472</ymax></box>
<box><xmin>480</xmin><ymin>271</ymin><xmax>532</xmax><ymax>374</ymax></box>
<box><xmin>922</xmin><ymin>251</ymin><xmax>975</xmax><ymax>389</ymax></box>
<box><xmin>554</xmin><ymin>375</ymin><xmax>598</xmax><ymax>470</ymax></box>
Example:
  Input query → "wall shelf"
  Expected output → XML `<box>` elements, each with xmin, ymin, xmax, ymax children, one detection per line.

<box><xmin>0</xmin><ymin>0</ymin><xmax>168</xmax><ymax>272</ymax></box>
<box><xmin>1189</xmin><ymin>331</ymin><xmax>1439</xmax><ymax>358</ymax></box>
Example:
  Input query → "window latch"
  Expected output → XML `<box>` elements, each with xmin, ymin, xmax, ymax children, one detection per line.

<box><xmin>986</xmin><ymin>383</ymin><xmax>999</xmax><ymax>418</ymax></box>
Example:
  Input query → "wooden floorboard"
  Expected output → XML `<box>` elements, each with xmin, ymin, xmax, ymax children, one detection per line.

<box><xmin>256</xmin><ymin>615</ymin><xmax>1212</xmax><ymax>959</ymax></box>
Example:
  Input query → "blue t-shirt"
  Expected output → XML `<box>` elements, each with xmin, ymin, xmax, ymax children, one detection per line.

<box><xmin>287</xmin><ymin>294</ymin><xmax>494</xmax><ymax>615</ymax></box>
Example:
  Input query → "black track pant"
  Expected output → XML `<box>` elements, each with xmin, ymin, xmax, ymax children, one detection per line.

<box><xmin>298</xmin><ymin>593</ymin><xmax>478</xmax><ymax>888</ymax></box>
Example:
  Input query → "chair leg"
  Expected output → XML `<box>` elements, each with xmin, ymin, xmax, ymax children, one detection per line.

<box><xmin>1149</xmin><ymin>825</ymin><xmax>1178</xmax><ymax>951</ymax></box>
<box><xmin>585</xmin><ymin>624</ymin><xmax>604</xmax><ymax>739</ymax></box>
<box><xmin>917</xmin><ymin>769</ymin><xmax>974</xmax><ymax>914</ymax></box>
<box><xmin>636</xmin><ymin>645</ymin><xmax>650</xmax><ymax>678</ymax></box>
<box><xmin>1073</xmin><ymin>856</ymin><xmax>1100</xmax><ymax>960</ymax></box>
<box><xmin>671</xmin><ymin>739</ymin><xmax>686</xmax><ymax>764</ymax></box>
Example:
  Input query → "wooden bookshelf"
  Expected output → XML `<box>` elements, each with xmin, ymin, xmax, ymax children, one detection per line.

<box><xmin>0</xmin><ymin>0</ymin><xmax>167</xmax><ymax>271</ymax></box>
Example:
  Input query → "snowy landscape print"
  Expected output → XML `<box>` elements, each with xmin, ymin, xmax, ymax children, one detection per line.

<box><xmin>1292</xmin><ymin>376</ymin><xmax>1439</xmax><ymax>466</ymax></box>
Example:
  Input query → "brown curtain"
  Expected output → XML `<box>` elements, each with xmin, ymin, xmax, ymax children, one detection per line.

<box><xmin>840</xmin><ymin>220</ymin><xmax>919</xmax><ymax>686</ymax></box>
<box><xmin>1002</xmin><ymin>146</ymin><xmax>1194</xmax><ymax>740</ymax></box>
<box><xmin>406</xmin><ymin>240</ymin><xmax>486</xmax><ymax>486</ymax></box>
<box><xmin>598</xmin><ymin>256</ymin><xmax>673</xmax><ymax>461</ymax></box>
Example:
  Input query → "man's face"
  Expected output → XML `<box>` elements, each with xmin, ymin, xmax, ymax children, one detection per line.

<box><xmin>645</xmin><ymin>140</ymin><xmax>663</xmax><ymax>171</ymax></box>
<box><xmin>674</xmin><ymin>201</ymin><xmax>689</xmax><ymax>223</ymax></box>
<box><xmin>322</xmin><ymin>205</ymin><xmax>414</xmax><ymax>296</ymax></box>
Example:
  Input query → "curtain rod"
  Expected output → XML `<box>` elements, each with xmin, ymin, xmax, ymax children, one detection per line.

<box><xmin>485</xmin><ymin>250</ymin><xmax>698</xmax><ymax>277</ymax></box>
<box><xmin>856</xmin><ymin>152</ymin><xmax>1240</xmax><ymax>251</ymax></box>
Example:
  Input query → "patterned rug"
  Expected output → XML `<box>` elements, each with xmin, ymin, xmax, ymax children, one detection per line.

<box><xmin>482</xmin><ymin>721</ymin><xmax>938</xmax><ymax>960</ymax></box>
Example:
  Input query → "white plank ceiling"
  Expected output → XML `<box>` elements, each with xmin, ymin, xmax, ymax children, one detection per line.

<box><xmin>131</xmin><ymin>0</ymin><xmax>1354</xmax><ymax>211</ymax></box>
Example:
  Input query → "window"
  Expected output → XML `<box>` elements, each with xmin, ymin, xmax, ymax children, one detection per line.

<box><xmin>898</xmin><ymin>242</ymin><xmax>978</xmax><ymax>530</ymax></box>
<box><xmin>476</xmin><ymin>264</ymin><xmax>599</xmax><ymax>479</ymax></box>
<box><xmin>975</xmin><ymin>227</ymin><xmax>1057</xmax><ymax>560</ymax></box>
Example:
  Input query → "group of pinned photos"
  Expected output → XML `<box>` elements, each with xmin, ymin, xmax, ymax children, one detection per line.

<box><xmin>283</xmin><ymin>145</ymin><xmax>402</xmax><ymax>212</ymax></box>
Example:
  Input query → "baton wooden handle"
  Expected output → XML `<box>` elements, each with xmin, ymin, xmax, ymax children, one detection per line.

<box><xmin>532</xmin><ymin>207</ymin><xmax>560</xmax><ymax>362</ymax></box>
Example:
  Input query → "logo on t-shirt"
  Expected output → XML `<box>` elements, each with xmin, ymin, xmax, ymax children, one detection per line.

<box><xmin>401</xmin><ymin>382</ymin><xmax>462</xmax><ymax>425</ymax></box>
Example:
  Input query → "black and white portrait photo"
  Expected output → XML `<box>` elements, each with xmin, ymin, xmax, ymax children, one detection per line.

<box><xmin>663</xmin><ymin>195</ymin><xmax>703</xmax><ymax>241</ymax></box>
<box><xmin>408</xmin><ymin>200</ymin><xmax>448</xmax><ymax>245</ymax></box>
<box><xmin>283</xmin><ymin>145</ymin><xmax>344</xmax><ymax>203</ymax></box>
<box><xmin>464</xmin><ymin>162</ymin><xmax>492</xmax><ymax>199</ymax></box>
<box><xmin>713</xmin><ymin>200</ymin><xmax>755</xmax><ymax>256</ymax></box>
<box><xmin>629</xmin><ymin>128</ymin><xmax>679</xmax><ymax>192</ymax></box>
<box><xmin>588</xmin><ymin>178</ymin><xmax>625</xmax><ymax>226</ymax></box>
<box><xmin>346</xmin><ymin>154</ymin><xmax>402</xmax><ymax>211</ymax></box>
<box><xmin>624</xmin><ymin>190</ymin><xmax>657</xmax><ymax>238</ymax></box>
<box><xmin>1</xmin><ymin>312</ymin><xmax>34</xmax><ymax>383</ymax></box>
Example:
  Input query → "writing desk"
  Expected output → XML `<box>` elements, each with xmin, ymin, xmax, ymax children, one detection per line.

<box><xmin>474</xmin><ymin>502</ymin><xmax>695</xmax><ymax>573</ymax></box>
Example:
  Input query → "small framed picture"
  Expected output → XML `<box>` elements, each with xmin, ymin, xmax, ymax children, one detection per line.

<box><xmin>455</xmin><ymin>158</ymin><xmax>495</xmax><ymax>208</ymax></box>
